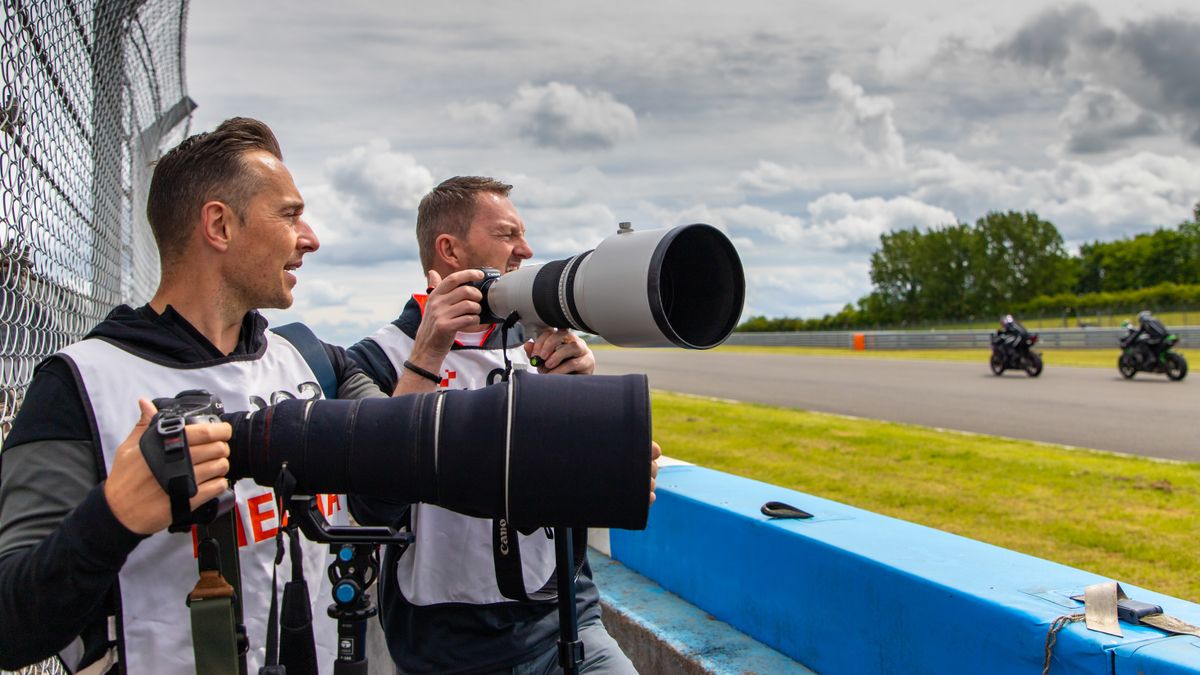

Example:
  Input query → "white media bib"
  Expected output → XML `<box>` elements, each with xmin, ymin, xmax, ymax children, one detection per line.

<box><xmin>60</xmin><ymin>332</ymin><xmax>348</xmax><ymax>675</ymax></box>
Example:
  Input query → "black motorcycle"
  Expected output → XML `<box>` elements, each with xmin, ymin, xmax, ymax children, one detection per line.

<box><xmin>1118</xmin><ymin>331</ymin><xmax>1187</xmax><ymax>381</ymax></box>
<box><xmin>990</xmin><ymin>331</ymin><xmax>1043</xmax><ymax>377</ymax></box>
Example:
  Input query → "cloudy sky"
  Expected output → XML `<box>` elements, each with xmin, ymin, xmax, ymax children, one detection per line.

<box><xmin>187</xmin><ymin>1</ymin><xmax>1200</xmax><ymax>345</ymax></box>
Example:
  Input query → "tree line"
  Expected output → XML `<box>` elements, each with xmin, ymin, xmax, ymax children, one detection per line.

<box><xmin>739</xmin><ymin>205</ymin><xmax>1200</xmax><ymax>331</ymax></box>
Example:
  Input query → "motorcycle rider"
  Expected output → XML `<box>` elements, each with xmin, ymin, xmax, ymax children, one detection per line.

<box><xmin>997</xmin><ymin>314</ymin><xmax>1028</xmax><ymax>355</ymax></box>
<box><xmin>1129</xmin><ymin>310</ymin><xmax>1169</xmax><ymax>367</ymax></box>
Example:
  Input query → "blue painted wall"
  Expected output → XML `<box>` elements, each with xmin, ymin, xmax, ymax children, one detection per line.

<box><xmin>610</xmin><ymin>465</ymin><xmax>1200</xmax><ymax>674</ymax></box>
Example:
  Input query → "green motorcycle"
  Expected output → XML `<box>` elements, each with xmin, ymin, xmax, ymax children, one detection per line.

<box><xmin>1118</xmin><ymin>332</ymin><xmax>1187</xmax><ymax>381</ymax></box>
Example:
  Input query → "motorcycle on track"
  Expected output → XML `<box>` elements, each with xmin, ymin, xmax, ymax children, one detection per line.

<box><xmin>990</xmin><ymin>329</ymin><xmax>1043</xmax><ymax>377</ymax></box>
<box><xmin>1118</xmin><ymin>326</ymin><xmax>1187</xmax><ymax>381</ymax></box>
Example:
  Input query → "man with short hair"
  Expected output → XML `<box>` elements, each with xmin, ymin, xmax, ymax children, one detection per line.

<box><xmin>349</xmin><ymin>176</ymin><xmax>636</xmax><ymax>674</ymax></box>
<box><xmin>0</xmin><ymin>118</ymin><xmax>476</xmax><ymax>674</ymax></box>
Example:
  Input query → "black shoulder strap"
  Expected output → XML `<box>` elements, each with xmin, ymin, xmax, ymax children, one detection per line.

<box><xmin>272</xmin><ymin>323</ymin><xmax>337</xmax><ymax>400</ymax></box>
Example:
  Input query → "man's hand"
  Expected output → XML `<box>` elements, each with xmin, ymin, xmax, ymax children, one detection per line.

<box><xmin>103</xmin><ymin>399</ymin><xmax>232</xmax><ymax>535</ymax></box>
<box><xmin>524</xmin><ymin>328</ymin><xmax>595</xmax><ymax>375</ymax></box>
<box><xmin>650</xmin><ymin>441</ymin><xmax>661</xmax><ymax>505</ymax></box>
<box><xmin>399</xmin><ymin>269</ymin><xmax>487</xmax><ymax>394</ymax></box>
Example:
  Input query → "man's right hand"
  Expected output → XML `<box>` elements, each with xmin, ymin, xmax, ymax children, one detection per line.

<box><xmin>399</xmin><ymin>268</ymin><xmax>486</xmax><ymax>393</ymax></box>
<box><xmin>103</xmin><ymin>398</ymin><xmax>232</xmax><ymax>535</ymax></box>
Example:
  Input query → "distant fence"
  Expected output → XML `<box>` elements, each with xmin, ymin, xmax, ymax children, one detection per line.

<box><xmin>725</xmin><ymin>327</ymin><xmax>1200</xmax><ymax>350</ymax></box>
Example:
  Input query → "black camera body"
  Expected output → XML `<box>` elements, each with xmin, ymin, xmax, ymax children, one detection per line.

<box><xmin>140</xmin><ymin>389</ymin><xmax>233</xmax><ymax>532</ymax></box>
<box><xmin>152</xmin><ymin>389</ymin><xmax>225</xmax><ymax>423</ymax></box>
<box><xmin>470</xmin><ymin>267</ymin><xmax>504</xmax><ymax>324</ymax></box>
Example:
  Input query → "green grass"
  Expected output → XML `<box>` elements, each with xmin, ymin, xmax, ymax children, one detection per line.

<box><xmin>652</xmin><ymin>390</ymin><xmax>1200</xmax><ymax>602</ymax></box>
<box><xmin>708</xmin><ymin>345</ymin><xmax>1188</xmax><ymax>369</ymax></box>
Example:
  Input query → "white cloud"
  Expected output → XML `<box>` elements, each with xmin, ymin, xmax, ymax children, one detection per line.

<box><xmin>805</xmin><ymin>193</ymin><xmax>959</xmax><ymax>251</ymax></box>
<box><xmin>911</xmin><ymin>148</ymin><xmax>1200</xmax><ymax>241</ymax></box>
<box><xmin>521</xmin><ymin>202</ymin><xmax>621</xmax><ymax>259</ymax></box>
<box><xmin>295</xmin><ymin>140</ymin><xmax>436</xmax><ymax>266</ymax></box>
<box><xmin>743</xmin><ymin>263</ymin><xmax>873</xmax><ymax>319</ymax></box>
<box><xmin>325</xmin><ymin>139</ymin><xmax>434</xmax><ymax>222</ymax></box>
<box><xmin>651</xmin><ymin>194</ymin><xmax>957</xmax><ymax>255</ymax></box>
<box><xmin>300</xmin><ymin>183</ymin><xmax>419</xmax><ymax>266</ymax></box>
<box><xmin>967</xmin><ymin>124</ymin><xmax>1000</xmax><ymax>148</ymax></box>
<box><xmin>734</xmin><ymin>161</ymin><xmax>819</xmax><ymax>195</ymax></box>
<box><xmin>827</xmin><ymin>72</ymin><xmax>907</xmax><ymax>169</ymax></box>
<box><xmin>452</xmin><ymin>82</ymin><xmax>638</xmax><ymax>151</ymax></box>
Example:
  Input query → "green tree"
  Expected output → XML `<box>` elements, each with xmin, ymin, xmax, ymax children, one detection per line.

<box><xmin>868</xmin><ymin>227</ymin><xmax>925</xmax><ymax>320</ymax></box>
<box><xmin>969</xmin><ymin>211</ymin><xmax>1072</xmax><ymax>315</ymax></box>
<box><xmin>915</xmin><ymin>223</ymin><xmax>975</xmax><ymax>319</ymax></box>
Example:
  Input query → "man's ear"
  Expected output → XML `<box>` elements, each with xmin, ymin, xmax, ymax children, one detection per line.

<box><xmin>434</xmin><ymin>233</ymin><xmax>464</xmax><ymax>271</ymax></box>
<box><xmin>199</xmin><ymin>201</ymin><xmax>235</xmax><ymax>252</ymax></box>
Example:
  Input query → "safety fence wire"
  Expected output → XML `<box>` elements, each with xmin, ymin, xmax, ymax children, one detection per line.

<box><xmin>1</xmin><ymin>1</ymin><xmax>192</xmax><ymax>672</ymax></box>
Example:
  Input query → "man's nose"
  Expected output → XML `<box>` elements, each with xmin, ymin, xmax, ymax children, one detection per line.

<box><xmin>297</xmin><ymin>217</ymin><xmax>320</xmax><ymax>253</ymax></box>
<box><xmin>514</xmin><ymin>236</ymin><xmax>533</xmax><ymax>259</ymax></box>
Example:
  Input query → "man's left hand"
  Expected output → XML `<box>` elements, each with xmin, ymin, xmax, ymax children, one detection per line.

<box><xmin>524</xmin><ymin>328</ymin><xmax>595</xmax><ymax>375</ymax></box>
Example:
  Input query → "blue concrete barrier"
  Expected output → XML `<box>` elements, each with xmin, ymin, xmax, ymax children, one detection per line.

<box><xmin>610</xmin><ymin>465</ymin><xmax>1200</xmax><ymax>674</ymax></box>
<box><xmin>590</xmin><ymin>550</ymin><xmax>812</xmax><ymax>673</ymax></box>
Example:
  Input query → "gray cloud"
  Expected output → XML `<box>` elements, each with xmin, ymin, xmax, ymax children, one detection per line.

<box><xmin>998</xmin><ymin>4</ymin><xmax>1200</xmax><ymax>147</ymax></box>
<box><xmin>1120</xmin><ymin>16</ymin><xmax>1200</xmax><ymax>114</ymax></box>
<box><xmin>1060</xmin><ymin>86</ymin><xmax>1165</xmax><ymax>154</ymax></box>
<box><xmin>994</xmin><ymin>4</ymin><xmax>1108</xmax><ymax>70</ymax></box>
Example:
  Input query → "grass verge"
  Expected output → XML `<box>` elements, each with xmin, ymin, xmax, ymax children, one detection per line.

<box><xmin>652</xmin><ymin>390</ymin><xmax>1200</xmax><ymax>602</ymax></box>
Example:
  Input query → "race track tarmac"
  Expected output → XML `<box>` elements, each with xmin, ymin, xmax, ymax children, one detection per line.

<box><xmin>593</xmin><ymin>350</ymin><xmax>1199</xmax><ymax>463</ymax></box>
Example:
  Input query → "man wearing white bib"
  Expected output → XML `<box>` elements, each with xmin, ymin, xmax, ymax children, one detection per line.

<box><xmin>0</xmin><ymin>119</ymin><xmax>476</xmax><ymax>674</ymax></box>
<box><xmin>349</xmin><ymin>177</ymin><xmax>636</xmax><ymax>674</ymax></box>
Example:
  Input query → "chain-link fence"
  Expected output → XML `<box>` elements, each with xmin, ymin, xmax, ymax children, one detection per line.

<box><xmin>1</xmin><ymin>0</ymin><xmax>191</xmax><ymax>444</ymax></box>
<box><xmin>1</xmin><ymin>1</ymin><xmax>190</xmax><ymax>672</ymax></box>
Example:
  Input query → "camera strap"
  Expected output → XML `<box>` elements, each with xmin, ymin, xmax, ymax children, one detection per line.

<box><xmin>261</xmin><ymin>463</ymin><xmax>319</xmax><ymax>675</ymax></box>
<box><xmin>492</xmin><ymin>338</ymin><xmax>588</xmax><ymax>602</ymax></box>
<box><xmin>188</xmin><ymin>511</ymin><xmax>247</xmax><ymax>675</ymax></box>
<box><xmin>493</xmin><ymin>523</ymin><xmax>588</xmax><ymax>602</ymax></box>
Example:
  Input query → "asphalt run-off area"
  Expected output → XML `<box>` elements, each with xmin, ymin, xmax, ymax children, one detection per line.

<box><xmin>594</xmin><ymin>350</ymin><xmax>1200</xmax><ymax>463</ymax></box>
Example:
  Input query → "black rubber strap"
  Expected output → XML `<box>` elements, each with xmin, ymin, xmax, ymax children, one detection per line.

<box><xmin>402</xmin><ymin>360</ymin><xmax>442</xmax><ymax>385</ymax></box>
<box><xmin>167</xmin><ymin>475</ymin><xmax>193</xmax><ymax>533</ymax></box>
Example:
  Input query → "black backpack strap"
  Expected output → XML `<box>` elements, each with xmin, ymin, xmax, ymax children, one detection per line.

<box><xmin>272</xmin><ymin>322</ymin><xmax>337</xmax><ymax>400</ymax></box>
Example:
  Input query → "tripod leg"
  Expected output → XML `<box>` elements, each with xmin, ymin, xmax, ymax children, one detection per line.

<box><xmin>554</xmin><ymin>527</ymin><xmax>584</xmax><ymax>675</ymax></box>
<box><xmin>332</xmin><ymin>616</ymin><xmax>369</xmax><ymax>675</ymax></box>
